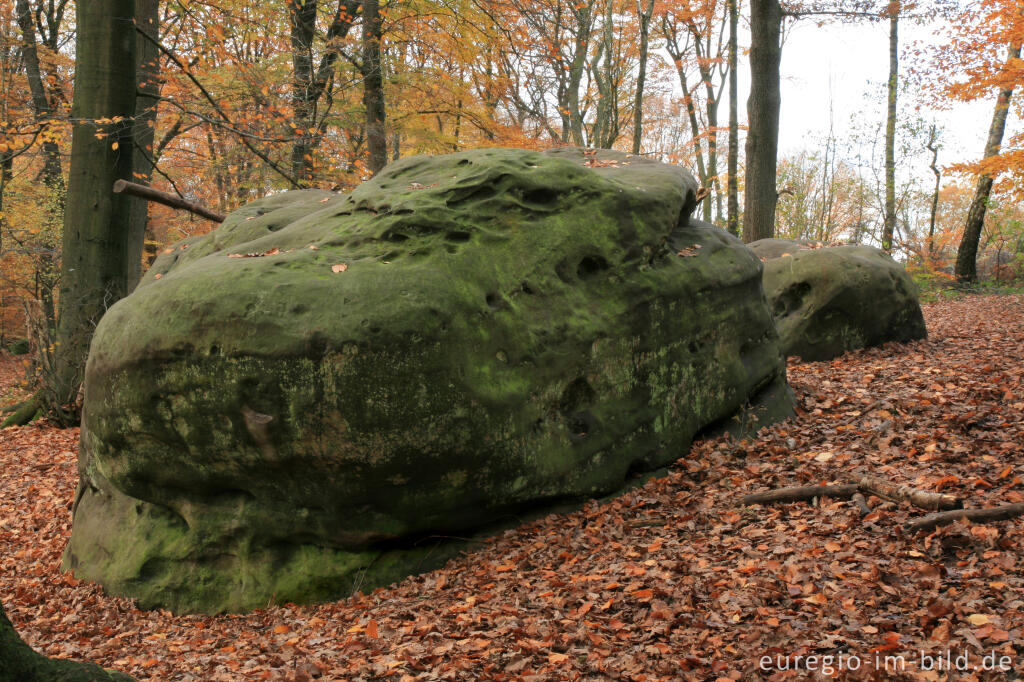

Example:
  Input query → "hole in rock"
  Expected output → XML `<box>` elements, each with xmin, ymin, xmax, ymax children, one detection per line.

<box><xmin>522</xmin><ymin>187</ymin><xmax>559</xmax><ymax>206</ymax></box>
<box><xmin>445</xmin><ymin>231</ymin><xmax>472</xmax><ymax>243</ymax></box>
<box><xmin>773</xmin><ymin>281</ymin><xmax>812</xmax><ymax>317</ymax></box>
<box><xmin>577</xmin><ymin>255</ymin><xmax>610</xmax><ymax>279</ymax></box>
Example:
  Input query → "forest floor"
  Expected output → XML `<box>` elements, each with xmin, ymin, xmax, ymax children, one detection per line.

<box><xmin>2</xmin><ymin>295</ymin><xmax>1023</xmax><ymax>681</ymax></box>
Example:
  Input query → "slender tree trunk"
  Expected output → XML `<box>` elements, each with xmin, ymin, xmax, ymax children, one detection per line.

<box><xmin>591</xmin><ymin>0</ymin><xmax>614</xmax><ymax>148</ymax></box>
<box><xmin>127</xmin><ymin>0</ymin><xmax>160</xmax><ymax>288</ymax></box>
<box><xmin>362</xmin><ymin>0</ymin><xmax>387</xmax><ymax>174</ymax></box>
<box><xmin>16</xmin><ymin>0</ymin><xmax>63</xmax><ymax>332</ymax></box>
<box><xmin>742</xmin><ymin>0</ymin><xmax>782</xmax><ymax>243</ymax></box>
<box><xmin>693</xmin><ymin>28</ymin><xmax>722</xmax><ymax>223</ymax></box>
<box><xmin>290</xmin><ymin>0</ymin><xmax>317</xmax><ymax>185</ymax></box>
<box><xmin>566</xmin><ymin>3</ymin><xmax>593</xmax><ymax>146</ymax></box>
<box><xmin>882</xmin><ymin>8</ymin><xmax>898</xmax><ymax>252</ymax></box>
<box><xmin>955</xmin><ymin>43</ymin><xmax>1021</xmax><ymax>283</ymax></box>
<box><xmin>50</xmin><ymin>0</ymin><xmax>138</xmax><ymax>425</ymax></box>
<box><xmin>631</xmin><ymin>0</ymin><xmax>655</xmax><ymax>154</ymax></box>
<box><xmin>727</xmin><ymin>0</ymin><xmax>739</xmax><ymax>235</ymax></box>
<box><xmin>926</xmin><ymin>125</ymin><xmax>940</xmax><ymax>257</ymax></box>
<box><xmin>15</xmin><ymin>0</ymin><xmax>63</xmax><ymax>195</ymax></box>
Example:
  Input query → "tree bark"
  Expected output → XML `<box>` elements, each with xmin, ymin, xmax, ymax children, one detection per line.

<box><xmin>2</xmin><ymin>599</ymin><xmax>134</xmax><ymax>680</ymax></box>
<box><xmin>290</xmin><ymin>0</ymin><xmax>318</xmax><ymax>184</ymax></box>
<box><xmin>362</xmin><ymin>0</ymin><xmax>387</xmax><ymax>175</ymax></box>
<box><xmin>631</xmin><ymin>0</ymin><xmax>655</xmax><ymax>154</ymax></box>
<box><xmin>127</xmin><ymin>0</ymin><xmax>161</xmax><ymax>289</ymax></box>
<box><xmin>908</xmin><ymin>503</ymin><xmax>1024</xmax><ymax>534</ymax></box>
<box><xmin>15</xmin><ymin>0</ymin><xmax>63</xmax><ymax>331</ymax></box>
<box><xmin>926</xmin><ymin>125</ymin><xmax>940</xmax><ymax>256</ymax></box>
<box><xmin>742</xmin><ymin>484</ymin><xmax>860</xmax><ymax>506</ymax></box>
<box><xmin>955</xmin><ymin>42</ymin><xmax>1021</xmax><ymax>283</ymax></box>
<box><xmin>727</xmin><ymin>0</ymin><xmax>739</xmax><ymax>235</ymax></box>
<box><xmin>113</xmin><ymin>180</ymin><xmax>226</xmax><ymax>223</ymax></box>
<box><xmin>881</xmin><ymin>9</ymin><xmax>898</xmax><ymax>253</ymax></box>
<box><xmin>742</xmin><ymin>0</ymin><xmax>782</xmax><ymax>243</ymax></box>
<box><xmin>50</xmin><ymin>0</ymin><xmax>138</xmax><ymax>425</ymax></box>
<box><xmin>15</xmin><ymin>0</ymin><xmax>64</xmax><ymax>194</ymax></box>
<box><xmin>858</xmin><ymin>476</ymin><xmax>962</xmax><ymax>511</ymax></box>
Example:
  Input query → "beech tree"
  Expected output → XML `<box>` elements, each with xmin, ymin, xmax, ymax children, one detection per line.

<box><xmin>47</xmin><ymin>0</ymin><xmax>138</xmax><ymax>424</ymax></box>
<box><xmin>742</xmin><ymin>0</ymin><xmax>782</xmax><ymax>242</ymax></box>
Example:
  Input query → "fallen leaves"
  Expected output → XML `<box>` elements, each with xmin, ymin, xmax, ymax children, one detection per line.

<box><xmin>2</xmin><ymin>295</ymin><xmax>1024</xmax><ymax>680</ymax></box>
<box><xmin>227</xmin><ymin>247</ymin><xmax>281</xmax><ymax>258</ymax></box>
<box><xmin>331</xmin><ymin>263</ymin><xmax>348</xmax><ymax>273</ymax></box>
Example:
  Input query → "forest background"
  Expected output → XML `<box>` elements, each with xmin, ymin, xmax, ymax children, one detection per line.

<box><xmin>0</xmin><ymin>0</ymin><xmax>1022</xmax><ymax>360</ymax></box>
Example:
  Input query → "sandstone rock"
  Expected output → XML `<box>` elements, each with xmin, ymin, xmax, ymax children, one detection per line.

<box><xmin>749</xmin><ymin>239</ymin><xmax>927</xmax><ymax>361</ymax></box>
<box><xmin>66</xmin><ymin>148</ymin><xmax>793</xmax><ymax>612</ymax></box>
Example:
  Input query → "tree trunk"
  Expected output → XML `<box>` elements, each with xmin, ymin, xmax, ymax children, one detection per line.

<box><xmin>15</xmin><ymin>0</ymin><xmax>64</xmax><ymax>195</ymax></box>
<box><xmin>2</xmin><ymin>599</ymin><xmax>134</xmax><ymax>680</ymax></box>
<box><xmin>727</xmin><ymin>0</ymin><xmax>739</xmax><ymax>235</ymax></box>
<box><xmin>566</xmin><ymin>3</ymin><xmax>593</xmax><ymax>146</ymax></box>
<box><xmin>49</xmin><ymin>0</ymin><xmax>138</xmax><ymax>425</ymax></box>
<box><xmin>692</xmin><ymin>25</ymin><xmax>723</xmax><ymax>223</ymax></box>
<box><xmin>955</xmin><ymin>42</ymin><xmax>1021</xmax><ymax>284</ymax></box>
<box><xmin>631</xmin><ymin>0</ymin><xmax>655</xmax><ymax>154</ymax></box>
<box><xmin>16</xmin><ymin>0</ymin><xmax>63</xmax><ymax>333</ymax></box>
<box><xmin>590</xmin><ymin>0</ymin><xmax>614</xmax><ymax>148</ymax></box>
<box><xmin>926</xmin><ymin>125</ymin><xmax>940</xmax><ymax>257</ymax></box>
<box><xmin>881</xmin><ymin>9</ymin><xmax>898</xmax><ymax>253</ymax></box>
<box><xmin>742</xmin><ymin>0</ymin><xmax>782</xmax><ymax>243</ymax></box>
<box><xmin>127</xmin><ymin>0</ymin><xmax>161</xmax><ymax>289</ymax></box>
<box><xmin>362</xmin><ymin>0</ymin><xmax>387</xmax><ymax>175</ymax></box>
<box><xmin>290</xmin><ymin>0</ymin><xmax>317</xmax><ymax>185</ymax></box>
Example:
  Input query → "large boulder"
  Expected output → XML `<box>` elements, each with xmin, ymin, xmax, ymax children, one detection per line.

<box><xmin>66</xmin><ymin>148</ymin><xmax>794</xmax><ymax>613</ymax></box>
<box><xmin>749</xmin><ymin>239</ymin><xmax>927</xmax><ymax>361</ymax></box>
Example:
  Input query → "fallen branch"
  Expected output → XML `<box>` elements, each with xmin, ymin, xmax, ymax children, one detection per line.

<box><xmin>741</xmin><ymin>484</ymin><xmax>859</xmax><ymax>506</ymax></box>
<box><xmin>858</xmin><ymin>476</ymin><xmax>962</xmax><ymax>512</ymax></box>
<box><xmin>851</xmin><ymin>492</ymin><xmax>871</xmax><ymax>516</ymax></box>
<box><xmin>113</xmin><ymin>180</ymin><xmax>226</xmax><ymax>223</ymax></box>
<box><xmin>743</xmin><ymin>477</ymin><xmax>963</xmax><ymax>514</ymax></box>
<box><xmin>907</xmin><ymin>503</ymin><xmax>1024</xmax><ymax>533</ymax></box>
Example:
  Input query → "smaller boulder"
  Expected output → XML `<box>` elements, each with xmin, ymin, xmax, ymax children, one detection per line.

<box><xmin>749</xmin><ymin>239</ymin><xmax>927</xmax><ymax>361</ymax></box>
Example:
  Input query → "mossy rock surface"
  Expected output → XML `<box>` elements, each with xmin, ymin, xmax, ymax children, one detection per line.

<box><xmin>749</xmin><ymin>238</ymin><xmax>927</xmax><ymax>361</ymax></box>
<box><xmin>66</xmin><ymin>148</ymin><xmax>793</xmax><ymax>613</ymax></box>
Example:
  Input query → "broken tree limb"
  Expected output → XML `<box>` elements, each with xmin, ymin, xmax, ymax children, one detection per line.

<box><xmin>907</xmin><ymin>503</ymin><xmax>1024</xmax><ymax>533</ymax></box>
<box><xmin>113</xmin><ymin>180</ymin><xmax>226</xmax><ymax>223</ymax></box>
<box><xmin>742</xmin><ymin>484</ymin><xmax>860</xmax><ymax>506</ymax></box>
<box><xmin>852</xmin><ymin>492</ymin><xmax>871</xmax><ymax>516</ymax></box>
<box><xmin>858</xmin><ymin>476</ymin><xmax>963</xmax><ymax>512</ymax></box>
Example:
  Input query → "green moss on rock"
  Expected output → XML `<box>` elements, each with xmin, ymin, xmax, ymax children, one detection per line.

<box><xmin>750</xmin><ymin>238</ymin><xmax>928</xmax><ymax>361</ymax></box>
<box><xmin>66</xmin><ymin>148</ymin><xmax>793</xmax><ymax>613</ymax></box>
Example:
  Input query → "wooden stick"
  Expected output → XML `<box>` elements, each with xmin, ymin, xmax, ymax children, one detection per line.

<box><xmin>113</xmin><ymin>179</ymin><xmax>226</xmax><ymax>223</ymax></box>
<box><xmin>858</xmin><ymin>476</ymin><xmax>962</xmax><ymax>512</ymax></box>
<box><xmin>907</xmin><ymin>503</ymin><xmax>1024</xmax><ymax>533</ymax></box>
<box><xmin>742</xmin><ymin>484</ymin><xmax>860</xmax><ymax>506</ymax></box>
<box><xmin>852</xmin><ymin>492</ymin><xmax>871</xmax><ymax>516</ymax></box>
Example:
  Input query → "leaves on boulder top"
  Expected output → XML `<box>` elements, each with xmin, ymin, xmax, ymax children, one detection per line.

<box><xmin>331</xmin><ymin>263</ymin><xmax>348</xmax><ymax>273</ymax></box>
<box><xmin>227</xmin><ymin>247</ymin><xmax>281</xmax><ymax>258</ymax></box>
<box><xmin>1</xmin><ymin>295</ymin><xmax>1023</xmax><ymax>680</ymax></box>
